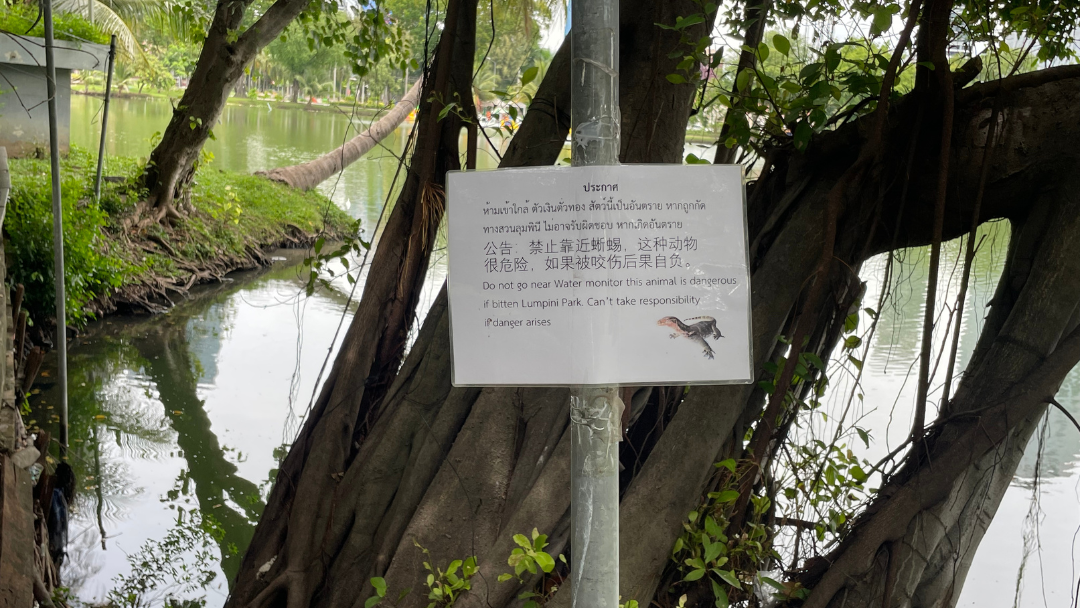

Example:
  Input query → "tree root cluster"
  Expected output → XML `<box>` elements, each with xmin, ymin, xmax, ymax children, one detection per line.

<box><xmin>86</xmin><ymin>223</ymin><xmax>322</xmax><ymax>319</ymax></box>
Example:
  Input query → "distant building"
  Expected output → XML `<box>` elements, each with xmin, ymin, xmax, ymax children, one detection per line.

<box><xmin>0</xmin><ymin>34</ymin><xmax>110</xmax><ymax>157</ymax></box>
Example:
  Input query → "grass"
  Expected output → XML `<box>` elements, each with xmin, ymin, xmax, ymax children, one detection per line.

<box><xmin>72</xmin><ymin>82</ymin><xmax>391</xmax><ymax>119</ymax></box>
<box><xmin>5</xmin><ymin>146</ymin><xmax>354</xmax><ymax>327</ymax></box>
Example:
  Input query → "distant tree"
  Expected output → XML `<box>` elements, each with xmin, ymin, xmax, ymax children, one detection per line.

<box><xmin>141</xmin><ymin>0</ymin><xmax>402</xmax><ymax>221</ymax></box>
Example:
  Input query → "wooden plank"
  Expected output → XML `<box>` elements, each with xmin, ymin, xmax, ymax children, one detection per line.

<box><xmin>0</xmin><ymin>454</ymin><xmax>34</xmax><ymax>608</ymax></box>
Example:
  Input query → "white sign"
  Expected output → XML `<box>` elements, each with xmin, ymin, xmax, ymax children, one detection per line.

<box><xmin>447</xmin><ymin>165</ymin><xmax>752</xmax><ymax>386</ymax></box>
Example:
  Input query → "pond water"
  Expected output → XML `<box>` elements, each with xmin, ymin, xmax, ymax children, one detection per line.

<box><xmin>27</xmin><ymin>95</ymin><xmax>1080</xmax><ymax>607</ymax></box>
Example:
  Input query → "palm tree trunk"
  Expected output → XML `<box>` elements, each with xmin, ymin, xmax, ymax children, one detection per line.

<box><xmin>260</xmin><ymin>78</ymin><xmax>421</xmax><ymax>190</ymax></box>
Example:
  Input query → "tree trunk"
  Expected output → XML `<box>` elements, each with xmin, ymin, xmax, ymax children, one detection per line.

<box><xmin>225</xmin><ymin>0</ymin><xmax>480</xmax><ymax>604</ymax></box>
<box><xmin>142</xmin><ymin>0</ymin><xmax>312</xmax><ymax>220</ymax></box>
<box><xmin>798</xmin><ymin>71</ymin><xmax>1080</xmax><ymax>608</ymax></box>
<box><xmin>226</xmin><ymin>1</ymin><xmax>1080</xmax><ymax>606</ymax></box>
<box><xmin>260</xmin><ymin>78</ymin><xmax>421</xmax><ymax>190</ymax></box>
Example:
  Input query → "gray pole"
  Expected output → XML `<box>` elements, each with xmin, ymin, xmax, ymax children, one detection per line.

<box><xmin>43</xmin><ymin>0</ymin><xmax>70</xmax><ymax>457</ymax></box>
<box><xmin>0</xmin><ymin>148</ymin><xmax>9</xmax><ymax>222</ymax></box>
<box><xmin>93</xmin><ymin>35</ymin><xmax>117</xmax><ymax>202</ymax></box>
<box><xmin>569</xmin><ymin>0</ymin><xmax>621</xmax><ymax>605</ymax></box>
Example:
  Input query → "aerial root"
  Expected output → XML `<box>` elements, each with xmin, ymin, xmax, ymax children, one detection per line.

<box><xmin>247</xmin><ymin>569</ymin><xmax>308</xmax><ymax>608</ymax></box>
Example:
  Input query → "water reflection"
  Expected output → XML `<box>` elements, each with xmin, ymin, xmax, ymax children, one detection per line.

<box><xmin>32</xmin><ymin>260</ymin><xmax>356</xmax><ymax>605</ymax></box>
<box><xmin>817</xmin><ymin>220</ymin><xmax>1080</xmax><ymax>607</ymax></box>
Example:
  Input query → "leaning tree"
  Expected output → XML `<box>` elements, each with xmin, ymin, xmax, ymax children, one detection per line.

<box><xmin>140</xmin><ymin>0</ymin><xmax>405</xmax><ymax>221</ymax></box>
<box><xmin>224</xmin><ymin>0</ymin><xmax>1080</xmax><ymax>606</ymax></box>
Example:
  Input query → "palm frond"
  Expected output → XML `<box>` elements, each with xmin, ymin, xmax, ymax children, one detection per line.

<box><xmin>55</xmin><ymin>0</ymin><xmax>143</xmax><ymax>59</ymax></box>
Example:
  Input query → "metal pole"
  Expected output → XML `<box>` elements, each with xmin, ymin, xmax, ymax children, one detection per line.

<box><xmin>43</xmin><ymin>0</ymin><xmax>70</xmax><ymax>457</ymax></box>
<box><xmin>93</xmin><ymin>34</ymin><xmax>117</xmax><ymax>202</ymax></box>
<box><xmin>569</xmin><ymin>0</ymin><xmax>620</xmax><ymax>604</ymax></box>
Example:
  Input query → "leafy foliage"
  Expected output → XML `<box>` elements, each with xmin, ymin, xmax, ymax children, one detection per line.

<box><xmin>106</xmin><ymin>508</ymin><xmax>223</xmax><ymax>607</ymax></box>
<box><xmin>5</xmin><ymin>148</ymin><xmax>130</xmax><ymax>326</ymax></box>
<box><xmin>0</xmin><ymin>1</ymin><xmax>110</xmax><ymax>44</ymax></box>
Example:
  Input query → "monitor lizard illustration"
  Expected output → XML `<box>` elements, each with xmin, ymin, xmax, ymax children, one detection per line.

<box><xmin>657</xmin><ymin>316</ymin><xmax>724</xmax><ymax>359</ymax></box>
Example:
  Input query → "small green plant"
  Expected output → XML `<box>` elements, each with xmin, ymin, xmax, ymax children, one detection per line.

<box><xmin>498</xmin><ymin>528</ymin><xmax>556</xmax><ymax>583</ymax></box>
<box><xmin>363</xmin><ymin>575</ymin><xmax>412</xmax><ymax>608</ymax></box>
<box><xmin>670</xmin><ymin>459</ymin><xmax>782</xmax><ymax>607</ymax></box>
<box><xmin>368</xmin><ymin>541</ymin><xmax>478</xmax><ymax>608</ymax></box>
<box><xmin>5</xmin><ymin>148</ymin><xmax>131</xmax><ymax>326</ymax></box>
<box><xmin>207</xmin><ymin>185</ymin><xmax>243</xmax><ymax>224</ymax></box>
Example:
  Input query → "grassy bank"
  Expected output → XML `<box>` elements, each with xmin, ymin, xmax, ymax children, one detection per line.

<box><xmin>72</xmin><ymin>86</ymin><xmax>391</xmax><ymax>119</ymax></box>
<box><xmin>5</xmin><ymin>147</ymin><xmax>354</xmax><ymax>327</ymax></box>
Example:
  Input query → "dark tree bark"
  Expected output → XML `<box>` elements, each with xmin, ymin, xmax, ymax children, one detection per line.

<box><xmin>142</xmin><ymin>0</ymin><xmax>312</xmax><ymax>221</ymax></box>
<box><xmin>225</xmin><ymin>0</ymin><xmax>1080</xmax><ymax>605</ymax></box>
<box><xmin>225</xmin><ymin>0</ymin><xmax>480</xmax><ymax>605</ymax></box>
<box><xmin>261</xmin><ymin>79</ymin><xmax>422</xmax><ymax>190</ymax></box>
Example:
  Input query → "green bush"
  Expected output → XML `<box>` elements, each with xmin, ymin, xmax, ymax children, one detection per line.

<box><xmin>5</xmin><ymin>149</ymin><xmax>130</xmax><ymax>326</ymax></box>
<box><xmin>0</xmin><ymin>1</ymin><xmax>111</xmax><ymax>45</ymax></box>
<box><xmin>5</xmin><ymin>145</ymin><xmax>352</xmax><ymax>329</ymax></box>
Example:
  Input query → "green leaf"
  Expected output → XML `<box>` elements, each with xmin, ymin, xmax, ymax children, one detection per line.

<box><xmin>761</xmin><ymin>576</ymin><xmax>786</xmax><ymax>590</ymax></box>
<box><xmin>844</xmin><ymin>312</ymin><xmax>859</xmax><ymax>333</ymax></box>
<box><xmin>850</xmin><ymin>465</ymin><xmax>868</xmax><ymax>483</ymax></box>
<box><xmin>688</xmin><ymin>511</ymin><xmax>699</xmax><ymax>523</ymax></box>
<box><xmin>803</xmin><ymin>352</ymin><xmax>825</xmax><ymax>370</ymax></box>
<box><xmin>716</xmin><ymin>569</ymin><xmax>742</xmax><ymax>590</ymax></box>
<box><xmin>772</xmin><ymin>34</ymin><xmax>790</xmax><ymax>56</ymax></box>
<box><xmin>704</xmin><ymin>540</ymin><xmax>722</xmax><ymax>564</ymax></box>
<box><xmin>314</xmin><ymin>237</ymin><xmax>325</xmax><ymax>255</ymax></box>
<box><xmin>666</xmin><ymin>73</ymin><xmax>688</xmax><ymax>84</ymax></box>
<box><xmin>534</xmin><ymin>552</ymin><xmax>556</xmax><ymax>573</ymax></box>
<box><xmin>856</xmin><ymin>427</ymin><xmax>870</xmax><ymax>448</ymax></box>
<box><xmin>825</xmin><ymin>47</ymin><xmax>841</xmax><ymax>72</ymax></box>
<box><xmin>673</xmin><ymin>537</ymin><xmax>684</xmax><ymax>554</ymax></box>
<box><xmin>799</xmin><ymin>62</ymin><xmax>822</xmax><ymax>80</ymax></box>
<box><xmin>757</xmin><ymin>42</ymin><xmax>770</xmax><ymax>62</ymax></box>
<box><xmin>794</xmin><ymin>120</ymin><xmax>813</xmax><ymax>151</ymax></box>
<box><xmin>371</xmin><ymin>577</ymin><xmax>388</xmax><ymax>597</ymax></box>
<box><xmin>871</xmin><ymin>9</ymin><xmax>893</xmax><ymax>35</ymax></box>
<box><xmin>513</xmin><ymin>534</ymin><xmax>531</xmax><ymax>549</ymax></box>
<box><xmin>704</xmin><ymin>515</ymin><xmax>723</xmax><ymax>538</ymax></box>
<box><xmin>714</xmin><ymin>459</ymin><xmax>737</xmax><ymax>474</ymax></box>
<box><xmin>498</xmin><ymin>573</ymin><xmax>513</xmax><ymax>583</ymax></box>
<box><xmin>365</xmin><ymin>596</ymin><xmax>382</xmax><ymax>608</ymax></box>
<box><xmin>735</xmin><ymin>69</ymin><xmax>751</xmax><ymax>92</ymax></box>
<box><xmin>674</xmin><ymin>14</ymin><xmax>705</xmax><ymax>29</ymax></box>
<box><xmin>683</xmin><ymin>568</ymin><xmax>707</xmax><ymax>582</ymax></box>
<box><xmin>521</xmin><ymin>66</ymin><xmax>539</xmax><ymax>87</ymax></box>
<box><xmin>715</xmin><ymin>490</ymin><xmax>740</xmax><ymax>503</ymax></box>
<box><xmin>685</xmin><ymin>153</ymin><xmax>710</xmax><ymax>164</ymax></box>
<box><xmin>711</xmin><ymin>579</ymin><xmax>730</xmax><ymax>608</ymax></box>
<box><xmin>844</xmin><ymin>335</ymin><xmax>862</xmax><ymax>349</ymax></box>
